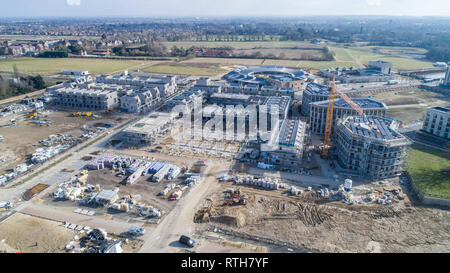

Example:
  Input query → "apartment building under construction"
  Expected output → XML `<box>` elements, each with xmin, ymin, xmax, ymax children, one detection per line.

<box><xmin>335</xmin><ymin>115</ymin><xmax>411</xmax><ymax>179</ymax></box>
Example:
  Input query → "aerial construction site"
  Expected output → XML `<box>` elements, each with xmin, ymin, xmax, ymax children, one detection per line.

<box><xmin>0</xmin><ymin>13</ymin><xmax>449</xmax><ymax>256</ymax></box>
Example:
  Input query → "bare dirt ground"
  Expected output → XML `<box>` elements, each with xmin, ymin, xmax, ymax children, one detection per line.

<box><xmin>196</xmin><ymin>239</ymin><xmax>265</xmax><ymax>253</ymax></box>
<box><xmin>0</xmin><ymin>110</ymin><xmax>128</xmax><ymax>173</ymax></box>
<box><xmin>193</xmin><ymin>179</ymin><xmax>450</xmax><ymax>253</ymax></box>
<box><xmin>0</xmin><ymin>212</ymin><xmax>76</xmax><ymax>253</ymax></box>
<box><xmin>86</xmin><ymin>168</ymin><xmax>181</xmax><ymax>214</ymax></box>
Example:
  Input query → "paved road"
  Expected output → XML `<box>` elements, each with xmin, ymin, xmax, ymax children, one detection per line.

<box><xmin>138</xmin><ymin>160</ymin><xmax>230</xmax><ymax>253</ymax></box>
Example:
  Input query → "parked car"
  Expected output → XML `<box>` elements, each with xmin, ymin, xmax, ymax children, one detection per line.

<box><xmin>179</xmin><ymin>235</ymin><xmax>196</xmax><ymax>248</ymax></box>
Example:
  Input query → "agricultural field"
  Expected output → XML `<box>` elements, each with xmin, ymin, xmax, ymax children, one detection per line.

<box><xmin>369</xmin><ymin>89</ymin><xmax>450</xmax><ymax>124</ymax></box>
<box><xmin>162</xmin><ymin>40</ymin><xmax>433</xmax><ymax>70</ymax></box>
<box><xmin>342</xmin><ymin>47</ymin><xmax>433</xmax><ymax>70</ymax></box>
<box><xmin>406</xmin><ymin>144</ymin><xmax>450</xmax><ymax>199</ymax></box>
<box><xmin>233</xmin><ymin>47</ymin><xmax>327</xmax><ymax>60</ymax></box>
<box><xmin>140</xmin><ymin>62</ymin><xmax>228</xmax><ymax>76</ymax></box>
<box><xmin>352</xmin><ymin>45</ymin><xmax>428</xmax><ymax>60</ymax></box>
<box><xmin>0</xmin><ymin>57</ymin><xmax>151</xmax><ymax>75</ymax></box>
<box><xmin>163</xmin><ymin>40</ymin><xmax>315</xmax><ymax>50</ymax></box>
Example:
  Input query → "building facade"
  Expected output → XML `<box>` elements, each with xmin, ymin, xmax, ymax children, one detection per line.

<box><xmin>422</xmin><ymin>107</ymin><xmax>450</xmax><ymax>139</ymax></box>
<box><xmin>309</xmin><ymin>98</ymin><xmax>387</xmax><ymax>134</ymax></box>
<box><xmin>51</xmin><ymin>87</ymin><xmax>119</xmax><ymax>110</ymax></box>
<box><xmin>335</xmin><ymin>116</ymin><xmax>410</xmax><ymax>180</ymax></box>
<box><xmin>301</xmin><ymin>82</ymin><xmax>331</xmax><ymax>116</ymax></box>
<box><xmin>260</xmin><ymin>119</ymin><xmax>306</xmax><ymax>168</ymax></box>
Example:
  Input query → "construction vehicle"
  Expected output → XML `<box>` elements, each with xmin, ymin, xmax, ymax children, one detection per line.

<box><xmin>26</xmin><ymin>112</ymin><xmax>37</xmax><ymax>119</ymax></box>
<box><xmin>224</xmin><ymin>188</ymin><xmax>246</xmax><ymax>206</ymax></box>
<box><xmin>72</xmin><ymin>112</ymin><xmax>92</xmax><ymax>117</ymax></box>
<box><xmin>322</xmin><ymin>75</ymin><xmax>364</xmax><ymax>159</ymax></box>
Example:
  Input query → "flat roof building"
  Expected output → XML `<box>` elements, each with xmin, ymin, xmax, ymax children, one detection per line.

<box><xmin>96</xmin><ymin>74</ymin><xmax>177</xmax><ymax>98</ymax></box>
<box><xmin>444</xmin><ymin>66</ymin><xmax>450</xmax><ymax>86</ymax></box>
<box><xmin>50</xmin><ymin>87</ymin><xmax>119</xmax><ymax>110</ymax></box>
<box><xmin>422</xmin><ymin>106</ymin><xmax>450</xmax><ymax>139</ymax></box>
<box><xmin>319</xmin><ymin>60</ymin><xmax>394</xmax><ymax>83</ymax></box>
<box><xmin>260</xmin><ymin>119</ymin><xmax>306</xmax><ymax>168</ymax></box>
<box><xmin>210</xmin><ymin>93</ymin><xmax>291</xmax><ymax>121</ymax></box>
<box><xmin>336</xmin><ymin>116</ymin><xmax>410</xmax><ymax>179</ymax></box>
<box><xmin>301</xmin><ymin>82</ymin><xmax>332</xmax><ymax>116</ymax></box>
<box><xmin>222</xmin><ymin>65</ymin><xmax>314</xmax><ymax>97</ymax></box>
<box><xmin>310</xmin><ymin>98</ymin><xmax>387</xmax><ymax>134</ymax></box>
<box><xmin>122</xmin><ymin>112</ymin><xmax>175</xmax><ymax>145</ymax></box>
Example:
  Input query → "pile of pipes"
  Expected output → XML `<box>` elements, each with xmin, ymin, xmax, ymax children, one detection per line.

<box><xmin>233</xmin><ymin>175</ymin><xmax>279</xmax><ymax>190</ymax></box>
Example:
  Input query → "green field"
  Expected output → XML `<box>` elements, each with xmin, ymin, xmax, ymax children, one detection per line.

<box><xmin>163</xmin><ymin>40</ymin><xmax>317</xmax><ymax>49</ymax></box>
<box><xmin>162</xmin><ymin>40</ymin><xmax>433</xmax><ymax>70</ymax></box>
<box><xmin>407</xmin><ymin>144</ymin><xmax>450</xmax><ymax>199</ymax></box>
<box><xmin>342</xmin><ymin>48</ymin><xmax>433</xmax><ymax>69</ymax></box>
<box><xmin>140</xmin><ymin>62</ymin><xmax>228</xmax><ymax>76</ymax></box>
<box><xmin>0</xmin><ymin>57</ymin><xmax>151</xmax><ymax>75</ymax></box>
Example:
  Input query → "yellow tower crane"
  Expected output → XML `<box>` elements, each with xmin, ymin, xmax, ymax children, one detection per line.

<box><xmin>322</xmin><ymin>76</ymin><xmax>364</xmax><ymax>159</ymax></box>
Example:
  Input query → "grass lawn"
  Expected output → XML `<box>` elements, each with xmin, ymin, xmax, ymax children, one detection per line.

<box><xmin>163</xmin><ymin>40</ymin><xmax>318</xmax><ymax>50</ymax></box>
<box><xmin>140</xmin><ymin>62</ymin><xmax>228</xmax><ymax>76</ymax></box>
<box><xmin>344</xmin><ymin>48</ymin><xmax>433</xmax><ymax>70</ymax></box>
<box><xmin>0</xmin><ymin>57</ymin><xmax>150</xmax><ymax>75</ymax></box>
<box><xmin>406</xmin><ymin>144</ymin><xmax>450</xmax><ymax>199</ymax></box>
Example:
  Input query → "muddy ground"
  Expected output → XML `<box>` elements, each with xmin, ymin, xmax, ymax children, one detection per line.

<box><xmin>0</xmin><ymin>110</ymin><xmax>130</xmax><ymax>173</ymax></box>
<box><xmin>194</xmin><ymin>179</ymin><xmax>450</xmax><ymax>253</ymax></box>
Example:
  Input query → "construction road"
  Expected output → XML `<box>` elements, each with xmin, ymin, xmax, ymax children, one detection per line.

<box><xmin>138</xmin><ymin>160</ymin><xmax>230</xmax><ymax>253</ymax></box>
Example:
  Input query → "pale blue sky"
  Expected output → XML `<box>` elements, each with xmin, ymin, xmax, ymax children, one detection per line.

<box><xmin>1</xmin><ymin>0</ymin><xmax>449</xmax><ymax>17</ymax></box>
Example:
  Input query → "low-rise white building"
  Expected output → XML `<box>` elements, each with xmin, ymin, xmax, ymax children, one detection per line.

<box><xmin>422</xmin><ymin>106</ymin><xmax>450</xmax><ymax>139</ymax></box>
<box><xmin>122</xmin><ymin>112</ymin><xmax>175</xmax><ymax>145</ymax></box>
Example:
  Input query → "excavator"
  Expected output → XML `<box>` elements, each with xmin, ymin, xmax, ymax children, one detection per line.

<box><xmin>224</xmin><ymin>188</ymin><xmax>247</xmax><ymax>206</ymax></box>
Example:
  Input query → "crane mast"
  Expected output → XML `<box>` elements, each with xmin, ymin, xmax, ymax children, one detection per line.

<box><xmin>322</xmin><ymin>77</ymin><xmax>336</xmax><ymax>159</ymax></box>
<box><xmin>322</xmin><ymin>76</ymin><xmax>365</xmax><ymax>158</ymax></box>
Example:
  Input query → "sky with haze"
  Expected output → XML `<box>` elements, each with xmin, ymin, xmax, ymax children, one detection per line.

<box><xmin>0</xmin><ymin>0</ymin><xmax>449</xmax><ymax>17</ymax></box>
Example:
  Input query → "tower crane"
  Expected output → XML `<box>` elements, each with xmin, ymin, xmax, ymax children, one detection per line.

<box><xmin>322</xmin><ymin>75</ymin><xmax>365</xmax><ymax>159</ymax></box>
